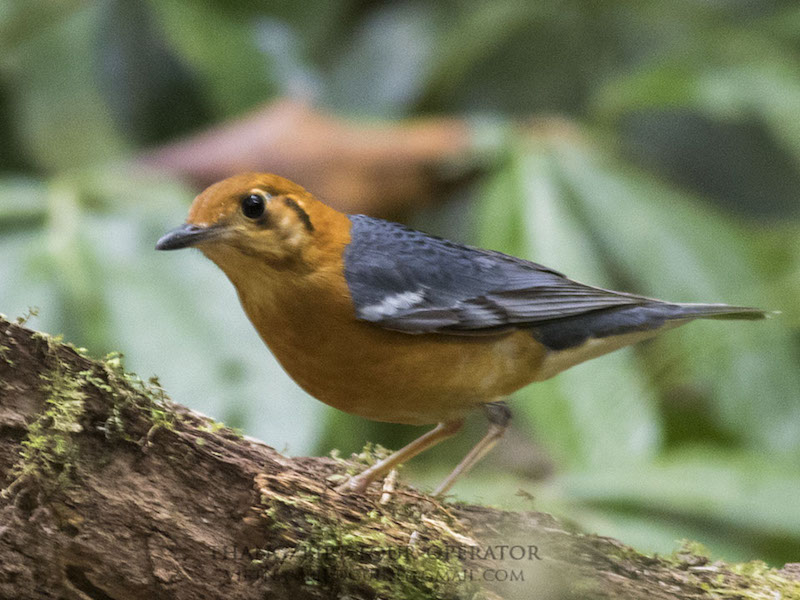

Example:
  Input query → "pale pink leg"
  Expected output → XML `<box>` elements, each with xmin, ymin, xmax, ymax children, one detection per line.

<box><xmin>337</xmin><ymin>419</ymin><xmax>464</xmax><ymax>493</ymax></box>
<box><xmin>433</xmin><ymin>401</ymin><xmax>511</xmax><ymax>497</ymax></box>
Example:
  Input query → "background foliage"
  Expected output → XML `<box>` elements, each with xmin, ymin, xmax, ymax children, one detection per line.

<box><xmin>1</xmin><ymin>0</ymin><xmax>798</xmax><ymax>565</ymax></box>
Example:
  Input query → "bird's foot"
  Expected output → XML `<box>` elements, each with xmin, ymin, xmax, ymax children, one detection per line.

<box><xmin>379</xmin><ymin>469</ymin><xmax>398</xmax><ymax>504</ymax></box>
<box><xmin>335</xmin><ymin>474</ymin><xmax>370</xmax><ymax>494</ymax></box>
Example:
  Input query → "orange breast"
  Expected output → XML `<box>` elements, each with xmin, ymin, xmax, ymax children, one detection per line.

<box><xmin>235</xmin><ymin>267</ymin><xmax>546</xmax><ymax>425</ymax></box>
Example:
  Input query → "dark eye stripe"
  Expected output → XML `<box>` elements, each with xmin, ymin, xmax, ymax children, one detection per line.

<box><xmin>283</xmin><ymin>197</ymin><xmax>314</xmax><ymax>232</ymax></box>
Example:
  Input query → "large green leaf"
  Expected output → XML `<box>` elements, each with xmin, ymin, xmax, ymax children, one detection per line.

<box><xmin>0</xmin><ymin>4</ymin><xmax>127</xmax><ymax>170</ymax></box>
<box><xmin>146</xmin><ymin>0</ymin><xmax>277</xmax><ymax>117</ymax></box>
<box><xmin>323</xmin><ymin>2</ymin><xmax>437</xmax><ymax>117</ymax></box>
<box><xmin>0</xmin><ymin>177</ymin><xmax>47</xmax><ymax>230</ymax></box>
<box><xmin>558</xmin><ymin>448</ymin><xmax>800</xmax><ymax>562</ymax></box>
<box><xmin>594</xmin><ymin>24</ymin><xmax>800</xmax><ymax>168</ymax></box>
<box><xmin>561</xmin><ymin>451</ymin><xmax>800</xmax><ymax>539</ymax></box>
<box><xmin>0</xmin><ymin>0</ymin><xmax>84</xmax><ymax>55</ymax></box>
<box><xmin>416</xmin><ymin>2</ymin><xmax>538</xmax><ymax>111</ymax></box>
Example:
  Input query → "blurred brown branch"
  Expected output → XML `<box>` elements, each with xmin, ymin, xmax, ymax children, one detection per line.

<box><xmin>139</xmin><ymin>99</ymin><xmax>479</xmax><ymax>216</ymax></box>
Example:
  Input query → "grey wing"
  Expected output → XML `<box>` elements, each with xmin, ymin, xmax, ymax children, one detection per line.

<box><xmin>343</xmin><ymin>215</ymin><xmax>652</xmax><ymax>335</ymax></box>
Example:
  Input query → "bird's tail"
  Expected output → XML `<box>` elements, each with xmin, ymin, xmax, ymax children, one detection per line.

<box><xmin>670</xmin><ymin>302</ymin><xmax>770</xmax><ymax>321</ymax></box>
<box><xmin>532</xmin><ymin>300</ymin><xmax>770</xmax><ymax>380</ymax></box>
<box><xmin>530</xmin><ymin>300</ymin><xmax>770</xmax><ymax>356</ymax></box>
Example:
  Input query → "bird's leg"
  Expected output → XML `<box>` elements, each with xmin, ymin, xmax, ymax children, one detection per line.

<box><xmin>336</xmin><ymin>419</ymin><xmax>464</xmax><ymax>494</ymax></box>
<box><xmin>433</xmin><ymin>401</ymin><xmax>511</xmax><ymax>497</ymax></box>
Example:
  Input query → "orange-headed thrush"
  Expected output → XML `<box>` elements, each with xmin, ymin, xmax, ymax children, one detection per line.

<box><xmin>156</xmin><ymin>173</ymin><xmax>766</xmax><ymax>496</ymax></box>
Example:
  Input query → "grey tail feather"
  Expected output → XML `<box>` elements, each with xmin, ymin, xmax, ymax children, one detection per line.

<box><xmin>529</xmin><ymin>300</ymin><xmax>769</xmax><ymax>351</ymax></box>
<box><xmin>672</xmin><ymin>302</ymin><xmax>770</xmax><ymax>321</ymax></box>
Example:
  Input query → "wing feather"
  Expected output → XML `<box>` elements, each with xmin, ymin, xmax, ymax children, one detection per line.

<box><xmin>344</xmin><ymin>215</ymin><xmax>656</xmax><ymax>335</ymax></box>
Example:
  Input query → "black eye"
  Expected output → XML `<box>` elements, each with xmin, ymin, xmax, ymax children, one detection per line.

<box><xmin>241</xmin><ymin>193</ymin><xmax>266</xmax><ymax>219</ymax></box>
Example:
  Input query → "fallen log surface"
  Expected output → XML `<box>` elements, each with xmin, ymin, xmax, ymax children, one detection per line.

<box><xmin>1</xmin><ymin>315</ymin><xmax>798</xmax><ymax>600</ymax></box>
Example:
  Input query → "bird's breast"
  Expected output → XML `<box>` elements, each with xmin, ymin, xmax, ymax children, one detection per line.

<box><xmin>233</xmin><ymin>269</ymin><xmax>547</xmax><ymax>425</ymax></box>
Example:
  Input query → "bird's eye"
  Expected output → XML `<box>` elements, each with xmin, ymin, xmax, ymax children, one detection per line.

<box><xmin>241</xmin><ymin>193</ymin><xmax>267</xmax><ymax>219</ymax></box>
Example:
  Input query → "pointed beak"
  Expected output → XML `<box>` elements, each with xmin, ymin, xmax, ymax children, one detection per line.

<box><xmin>155</xmin><ymin>223</ymin><xmax>219</xmax><ymax>251</ymax></box>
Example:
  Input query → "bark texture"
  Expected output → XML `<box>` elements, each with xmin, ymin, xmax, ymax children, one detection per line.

<box><xmin>1</xmin><ymin>316</ymin><xmax>798</xmax><ymax>600</ymax></box>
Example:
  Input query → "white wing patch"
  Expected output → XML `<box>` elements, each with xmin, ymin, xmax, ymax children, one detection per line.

<box><xmin>361</xmin><ymin>289</ymin><xmax>426</xmax><ymax>320</ymax></box>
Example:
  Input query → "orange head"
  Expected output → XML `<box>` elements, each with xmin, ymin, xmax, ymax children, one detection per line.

<box><xmin>156</xmin><ymin>173</ymin><xmax>347</xmax><ymax>271</ymax></box>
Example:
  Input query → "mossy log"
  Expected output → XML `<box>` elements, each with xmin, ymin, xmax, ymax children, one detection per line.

<box><xmin>1</xmin><ymin>315</ymin><xmax>798</xmax><ymax>600</ymax></box>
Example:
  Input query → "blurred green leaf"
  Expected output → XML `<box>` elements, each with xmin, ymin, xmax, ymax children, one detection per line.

<box><xmin>416</xmin><ymin>1</ymin><xmax>536</xmax><ymax>111</ymax></box>
<box><xmin>146</xmin><ymin>0</ymin><xmax>277</xmax><ymax>117</ymax></box>
<box><xmin>41</xmin><ymin>180</ymin><xmax>111</xmax><ymax>351</ymax></box>
<box><xmin>323</xmin><ymin>2</ymin><xmax>437</xmax><ymax>117</ymax></box>
<box><xmin>0</xmin><ymin>4</ymin><xmax>128</xmax><ymax>170</ymax></box>
<box><xmin>558</xmin><ymin>448</ymin><xmax>800</xmax><ymax>562</ymax></box>
<box><xmin>595</xmin><ymin>25</ymin><xmax>800</xmax><ymax>168</ymax></box>
<box><xmin>562</xmin><ymin>449</ymin><xmax>800</xmax><ymax>539</ymax></box>
<box><xmin>0</xmin><ymin>177</ymin><xmax>47</xmax><ymax>230</ymax></box>
<box><xmin>0</xmin><ymin>0</ymin><xmax>84</xmax><ymax>54</ymax></box>
<box><xmin>97</xmin><ymin>0</ymin><xmax>212</xmax><ymax>146</ymax></box>
<box><xmin>0</xmin><ymin>229</ymin><xmax>57</xmax><ymax>325</ymax></box>
<box><xmin>548</xmin><ymin>137</ymin><xmax>800</xmax><ymax>456</ymax></box>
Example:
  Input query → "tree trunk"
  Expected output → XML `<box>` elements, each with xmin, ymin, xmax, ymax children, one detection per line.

<box><xmin>1</xmin><ymin>316</ymin><xmax>797</xmax><ymax>600</ymax></box>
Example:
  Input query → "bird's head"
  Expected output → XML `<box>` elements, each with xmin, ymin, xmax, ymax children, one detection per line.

<box><xmin>156</xmin><ymin>173</ymin><xmax>342</xmax><ymax>270</ymax></box>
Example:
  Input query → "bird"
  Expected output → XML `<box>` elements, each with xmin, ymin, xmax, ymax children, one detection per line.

<box><xmin>155</xmin><ymin>172</ymin><xmax>766</xmax><ymax>497</ymax></box>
